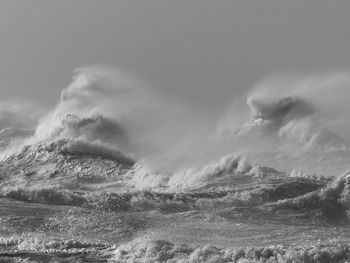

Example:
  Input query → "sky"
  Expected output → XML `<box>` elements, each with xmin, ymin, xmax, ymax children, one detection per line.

<box><xmin>1</xmin><ymin>0</ymin><xmax>350</xmax><ymax>119</ymax></box>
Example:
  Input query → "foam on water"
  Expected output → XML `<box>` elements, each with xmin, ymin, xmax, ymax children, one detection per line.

<box><xmin>112</xmin><ymin>238</ymin><xmax>350</xmax><ymax>263</ymax></box>
<box><xmin>1</xmin><ymin>68</ymin><xmax>350</xmax><ymax>262</ymax></box>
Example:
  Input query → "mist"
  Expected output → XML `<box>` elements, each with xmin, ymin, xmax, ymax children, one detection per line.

<box><xmin>1</xmin><ymin>67</ymin><xmax>350</xmax><ymax>177</ymax></box>
<box><xmin>29</xmin><ymin>67</ymin><xmax>214</xmax><ymax>171</ymax></box>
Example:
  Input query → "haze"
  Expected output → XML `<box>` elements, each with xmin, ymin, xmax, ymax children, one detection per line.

<box><xmin>1</xmin><ymin>0</ymin><xmax>350</xmax><ymax>120</ymax></box>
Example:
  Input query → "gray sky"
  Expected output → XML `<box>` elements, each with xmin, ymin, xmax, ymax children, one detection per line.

<box><xmin>1</xmin><ymin>0</ymin><xmax>350</xmax><ymax>118</ymax></box>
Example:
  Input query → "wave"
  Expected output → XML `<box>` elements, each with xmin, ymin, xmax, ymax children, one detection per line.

<box><xmin>34</xmin><ymin>114</ymin><xmax>129</xmax><ymax>148</ymax></box>
<box><xmin>4</xmin><ymin>165</ymin><xmax>350</xmax><ymax>223</ymax></box>
<box><xmin>2</xmin><ymin>235</ymin><xmax>350</xmax><ymax>263</ymax></box>
<box><xmin>2</xmin><ymin>131</ymin><xmax>347</xmax><ymax>219</ymax></box>
<box><xmin>0</xmin><ymin>141</ymin><xmax>289</xmax><ymax>195</ymax></box>
<box><xmin>112</xmin><ymin>238</ymin><xmax>350</xmax><ymax>263</ymax></box>
<box><xmin>215</xmin><ymin>89</ymin><xmax>350</xmax><ymax>176</ymax></box>
<box><xmin>40</xmin><ymin>138</ymin><xmax>134</xmax><ymax>164</ymax></box>
<box><xmin>127</xmin><ymin>155</ymin><xmax>289</xmax><ymax>191</ymax></box>
<box><xmin>2</xmin><ymin>188</ymin><xmax>86</xmax><ymax>207</ymax></box>
<box><xmin>0</xmin><ymin>139</ymin><xmax>339</xmax><ymax>215</ymax></box>
<box><xmin>1</xmin><ymin>68</ymin><xmax>349</xmax><ymax>181</ymax></box>
<box><xmin>231</xmin><ymin>95</ymin><xmax>349</xmax><ymax>152</ymax></box>
<box><xmin>267</xmin><ymin>171</ymin><xmax>350</xmax><ymax>214</ymax></box>
<box><xmin>8</xmin><ymin>137</ymin><xmax>135</xmax><ymax>164</ymax></box>
<box><xmin>30</xmin><ymin>67</ymin><xmax>173</xmax><ymax>165</ymax></box>
<box><xmin>0</xmin><ymin>236</ymin><xmax>106</xmax><ymax>252</ymax></box>
<box><xmin>0</xmin><ymin>176</ymin><xmax>328</xmax><ymax>215</ymax></box>
<box><xmin>167</xmin><ymin>155</ymin><xmax>285</xmax><ymax>190</ymax></box>
<box><xmin>0</xmin><ymin>235</ymin><xmax>108</xmax><ymax>263</ymax></box>
<box><xmin>0</xmin><ymin>138</ymin><xmax>135</xmax><ymax>201</ymax></box>
<box><xmin>0</xmin><ymin>68</ymin><xmax>349</xmax><ymax>218</ymax></box>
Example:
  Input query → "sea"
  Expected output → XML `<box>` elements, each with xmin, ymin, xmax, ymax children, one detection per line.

<box><xmin>1</xmin><ymin>68</ymin><xmax>350</xmax><ymax>262</ymax></box>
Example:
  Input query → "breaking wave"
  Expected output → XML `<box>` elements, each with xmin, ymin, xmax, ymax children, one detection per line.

<box><xmin>215</xmin><ymin>75</ymin><xmax>350</xmax><ymax>176</ymax></box>
<box><xmin>112</xmin><ymin>238</ymin><xmax>350</xmax><ymax>263</ymax></box>
<box><xmin>0</xmin><ymin>68</ymin><xmax>349</xmax><ymax>217</ymax></box>
<box><xmin>2</xmin><ymin>67</ymin><xmax>349</xmax><ymax>178</ymax></box>
<box><xmin>270</xmin><ymin>171</ymin><xmax>350</xmax><ymax>212</ymax></box>
<box><xmin>221</xmin><ymin>95</ymin><xmax>349</xmax><ymax>152</ymax></box>
<box><xmin>3</xmin><ymin>236</ymin><xmax>350</xmax><ymax>263</ymax></box>
<box><xmin>0</xmin><ymin>122</ymin><xmax>345</xmax><ymax>219</ymax></box>
<box><xmin>2</xmin><ymin>68</ymin><xmax>350</xmax><ymax>262</ymax></box>
<box><xmin>34</xmin><ymin>114</ymin><xmax>129</xmax><ymax>149</ymax></box>
<box><xmin>41</xmin><ymin>138</ymin><xmax>134</xmax><ymax>164</ymax></box>
<box><xmin>0</xmin><ymin>144</ymin><xmax>336</xmax><ymax>216</ymax></box>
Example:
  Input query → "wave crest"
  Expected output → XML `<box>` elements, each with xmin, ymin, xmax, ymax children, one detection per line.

<box><xmin>236</xmin><ymin>96</ymin><xmax>349</xmax><ymax>151</ymax></box>
<box><xmin>113</xmin><ymin>238</ymin><xmax>350</xmax><ymax>263</ymax></box>
<box><xmin>42</xmin><ymin>138</ymin><xmax>134</xmax><ymax>164</ymax></box>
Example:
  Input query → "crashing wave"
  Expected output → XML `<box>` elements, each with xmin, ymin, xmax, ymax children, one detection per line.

<box><xmin>112</xmin><ymin>238</ymin><xmax>350</xmax><ymax>263</ymax></box>
<box><xmin>266</xmin><ymin>171</ymin><xmax>350</xmax><ymax>216</ymax></box>
<box><xmin>0</xmin><ymin>176</ymin><xmax>327</xmax><ymax>215</ymax></box>
<box><xmin>6</xmin><ymin>138</ymin><xmax>135</xmax><ymax>165</ymax></box>
<box><xmin>0</xmin><ymin>235</ymin><xmax>109</xmax><ymax>263</ymax></box>
<box><xmin>30</xmin><ymin>67</ymin><xmax>160</xmax><ymax>161</ymax></box>
<box><xmin>167</xmin><ymin>155</ymin><xmax>285</xmax><ymax>190</ymax></box>
<box><xmin>226</xmin><ymin>95</ymin><xmax>350</xmax><ymax>152</ymax></box>
<box><xmin>0</xmin><ymin>140</ymin><xmax>335</xmax><ymax>214</ymax></box>
<box><xmin>2</xmin><ymin>236</ymin><xmax>350</xmax><ymax>263</ymax></box>
<box><xmin>0</xmin><ymin>138</ymin><xmax>135</xmax><ymax>198</ymax></box>
<box><xmin>0</xmin><ymin>235</ymin><xmax>106</xmax><ymax>252</ymax></box>
<box><xmin>125</xmin><ymin>155</ymin><xmax>286</xmax><ymax>191</ymax></box>
<box><xmin>40</xmin><ymin>138</ymin><xmax>134</xmax><ymax>164</ymax></box>
<box><xmin>1</xmin><ymin>135</ymin><xmax>344</xmax><ymax>218</ymax></box>
<box><xmin>33</xmin><ymin>114</ymin><xmax>129</xmax><ymax>149</ymax></box>
<box><xmin>2</xmin><ymin>187</ymin><xmax>86</xmax><ymax>207</ymax></box>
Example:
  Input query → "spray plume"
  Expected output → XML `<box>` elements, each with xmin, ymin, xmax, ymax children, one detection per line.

<box><xmin>3</xmin><ymin>67</ymin><xmax>350</xmax><ymax>179</ymax></box>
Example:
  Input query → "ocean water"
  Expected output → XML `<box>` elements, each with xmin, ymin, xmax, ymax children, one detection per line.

<box><xmin>1</xmin><ymin>140</ymin><xmax>350</xmax><ymax>263</ymax></box>
<box><xmin>1</xmin><ymin>68</ymin><xmax>350</xmax><ymax>262</ymax></box>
